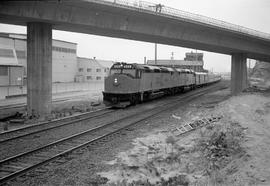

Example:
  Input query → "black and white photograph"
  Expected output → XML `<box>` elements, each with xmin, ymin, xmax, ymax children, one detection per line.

<box><xmin>0</xmin><ymin>0</ymin><xmax>270</xmax><ymax>185</ymax></box>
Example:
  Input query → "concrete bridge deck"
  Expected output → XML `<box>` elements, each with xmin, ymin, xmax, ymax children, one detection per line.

<box><xmin>1</xmin><ymin>0</ymin><xmax>270</xmax><ymax>61</ymax></box>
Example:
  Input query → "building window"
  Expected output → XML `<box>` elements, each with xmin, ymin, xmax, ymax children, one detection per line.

<box><xmin>0</xmin><ymin>49</ymin><xmax>14</xmax><ymax>58</ymax></box>
<box><xmin>52</xmin><ymin>46</ymin><xmax>76</xmax><ymax>54</ymax></box>
<box><xmin>87</xmin><ymin>76</ymin><xmax>92</xmax><ymax>80</ymax></box>
<box><xmin>78</xmin><ymin>68</ymin><xmax>83</xmax><ymax>72</ymax></box>
<box><xmin>87</xmin><ymin>68</ymin><xmax>92</xmax><ymax>72</ymax></box>
<box><xmin>96</xmin><ymin>69</ymin><xmax>101</xmax><ymax>72</ymax></box>
<box><xmin>0</xmin><ymin>66</ymin><xmax>8</xmax><ymax>76</ymax></box>
<box><xmin>96</xmin><ymin>76</ymin><xmax>101</xmax><ymax>80</ymax></box>
<box><xmin>16</xmin><ymin>50</ymin><xmax>26</xmax><ymax>59</ymax></box>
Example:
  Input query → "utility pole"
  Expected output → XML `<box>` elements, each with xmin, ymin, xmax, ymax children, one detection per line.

<box><xmin>155</xmin><ymin>43</ymin><xmax>157</xmax><ymax>65</ymax></box>
<box><xmin>248</xmin><ymin>58</ymin><xmax>251</xmax><ymax>79</ymax></box>
<box><xmin>149</xmin><ymin>3</ymin><xmax>164</xmax><ymax>65</ymax></box>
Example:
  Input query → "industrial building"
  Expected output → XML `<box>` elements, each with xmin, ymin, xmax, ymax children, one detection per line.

<box><xmin>76</xmin><ymin>57</ymin><xmax>114</xmax><ymax>82</ymax></box>
<box><xmin>0</xmin><ymin>32</ymin><xmax>78</xmax><ymax>83</ymax></box>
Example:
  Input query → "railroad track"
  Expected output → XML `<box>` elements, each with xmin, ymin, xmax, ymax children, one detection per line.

<box><xmin>0</xmin><ymin>83</ymin><xmax>225</xmax><ymax>185</ymax></box>
<box><xmin>0</xmin><ymin>107</ymin><xmax>113</xmax><ymax>143</ymax></box>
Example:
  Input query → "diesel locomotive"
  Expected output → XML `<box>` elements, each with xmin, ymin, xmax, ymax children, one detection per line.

<box><xmin>103</xmin><ymin>62</ymin><xmax>221</xmax><ymax>107</ymax></box>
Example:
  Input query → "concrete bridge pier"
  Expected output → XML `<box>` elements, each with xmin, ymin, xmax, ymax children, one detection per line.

<box><xmin>231</xmin><ymin>53</ymin><xmax>248</xmax><ymax>95</ymax></box>
<box><xmin>27</xmin><ymin>22</ymin><xmax>52</xmax><ymax>119</ymax></box>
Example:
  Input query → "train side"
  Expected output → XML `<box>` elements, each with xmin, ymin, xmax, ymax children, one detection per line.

<box><xmin>103</xmin><ymin>63</ymin><xmax>220</xmax><ymax>107</ymax></box>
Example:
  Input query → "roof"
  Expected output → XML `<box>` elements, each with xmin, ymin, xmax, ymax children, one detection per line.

<box><xmin>175</xmin><ymin>68</ymin><xmax>195</xmax><ymax>73</ymax></box>
<box><xmin>96</xmin><ymin>59</ymin><xmax>115</xmax><ymax>68</ymax></box>
<box><xmin>141</xmin><ymin>65</ymin><xmax>161</xmax><ymax>70</ymax></box>
<box><xmin>77</xmin><ymin>57</ymin><xmax>115</xmax><ymax>68</ymax></box>
<box><xmin>195</xmin><ymin>72</ymin><xmax>208</xmax><ymax>75</ymax></box>
<box><xmin>0</xmin><ymin>32</ymin><xmax>77</xmax><ymax>45</ymax></box>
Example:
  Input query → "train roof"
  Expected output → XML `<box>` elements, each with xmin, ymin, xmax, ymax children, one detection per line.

<box><xmin>175</xmin><ymin>68</ymin><xmax>195</xmax><ymax>73</ymax></box>
<box><xmin>111</xmin><ymin>63</ymin><xmax>198</xmax><ymax>74</ymax></box>
<box><xmin>195</xmin><ymin>72</ymin><xmax>208</xmax><ymax>75</ymax></box>
<box><xmin>141</xmin><ymin>65</ymin><xmax>161</xmax><ymax>70</ymax></box>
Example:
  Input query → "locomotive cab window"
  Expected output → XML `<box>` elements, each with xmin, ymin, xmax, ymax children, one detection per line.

<box><xmin>110</xmin><ymin>63</ymin><xmax>139</xmax><ymax>78</ymax></box>
<box><xmin>110</xmin><ymin>69</ymin><xmax>121</xmax><ymax>75</ymax></box>
<box><xmin>122</xmin><ymin>69</ymin><xmax>136</xmax><ymax>78</ymax></box>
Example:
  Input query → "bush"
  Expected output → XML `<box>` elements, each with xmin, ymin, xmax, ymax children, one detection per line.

<box><xmin>197</xmin><ymin>122</ymin><xmax>245</xmax><ymax>176</ymax></box>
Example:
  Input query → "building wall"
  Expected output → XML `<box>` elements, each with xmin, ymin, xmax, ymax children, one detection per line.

<box><xmin>52</xmin><ymin>40</ymin><xmax>77</xmax><ymax>82</ymax></box>
<box><xmin>0</xmin><ymin>65</ymin><xmax>23</xmax><ymax>86</ymax></box>
<box><xmin>0</xmin><ymin>82</ymin><xmax>104</xmax><ymax>99</ymax></box>
<box><xmin>76</xmin><ymin>58</ymin><xmax>111</xmax><ymax>82</ymax></box>
<box><xmin>10</xmin><ymin>66</ymin><xmax>23</xmax><ymax>85</ymax></box>
<box><xmin>0</xmin><ymin>37</ymin><xmax>18</xmax><ymax>64</ymax></box>
<box><xmin>14</xmin><ymin>39</ymin><xmax>27</xmax><ymax>75</ymax></box>
<box><xmin>0</xmin><ymin>35</ymin><xmax>78</xmax><ymax>83</ymax></box>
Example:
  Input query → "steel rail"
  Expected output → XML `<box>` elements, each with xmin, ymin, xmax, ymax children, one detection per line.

<box><xmin>0</xmin><ymin>83</ymin><xmax>223</xmax><ymax>184</ymax></box>
<box><xmin>0</xmin><ymin>107</ymin><xmax>113</xmax><ymax>143</ymax></box>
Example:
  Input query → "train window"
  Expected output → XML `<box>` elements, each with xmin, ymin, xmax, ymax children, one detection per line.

<box><xmin>110</xmin><ymin>69</ymin><xmax>121</xmax><ymax>75</ymax></box>
<box><xmin>122</xmin><ymin>69</ymin><xmax>136</xmax><ymax>78</ymax></box>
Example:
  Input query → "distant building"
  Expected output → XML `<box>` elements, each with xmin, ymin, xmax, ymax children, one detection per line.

<box><xmin>76</xmin><ymin>57</ymin><xmax>114</xmax><ymax>82</ymax></box>
<box><xmin>147</xmin><ymin>52</ymin><xmax>206</xmax><ymax>72</ymax></box>
<box><xmin>0</xmin><ymin>32</ymin><xmax>77</xmax><ymax>83</ymax></box>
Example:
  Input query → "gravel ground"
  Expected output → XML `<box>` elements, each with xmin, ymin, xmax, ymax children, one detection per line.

<box><xmin>0</xmin><ymin>87</ymin><xmax>207</xmax><ymax>160</ymax></box>
<box><xmin>0</xmin><ymin>89</ymin><xmax>104</xmax><ymax>132</ymax></box>
<box><xmin>6</xmin><ymin>81</ymin><xmax>231</xmax><ymax>186</ymax></box>
<box><xmin>0</xmin><ymin>98</ymin><xmax>171</xmax><ymax>160</ymax></box>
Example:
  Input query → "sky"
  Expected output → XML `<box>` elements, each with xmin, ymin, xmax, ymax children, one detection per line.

<box><xmin>1</xmin><ymin>0</ymin><xmax>270</xmax><ymax>72</ymax></box>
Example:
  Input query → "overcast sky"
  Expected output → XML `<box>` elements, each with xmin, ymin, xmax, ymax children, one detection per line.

<box><xmin>1</xmin><ymin>0</ymin><xmax>270</xmax><ymax>72</ymax></box>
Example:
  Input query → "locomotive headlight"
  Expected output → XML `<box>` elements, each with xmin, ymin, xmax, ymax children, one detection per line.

<box><xmin>114</xmin><ymin>78</ymin><xmax>118</xmax><ymax>83</ymax></box>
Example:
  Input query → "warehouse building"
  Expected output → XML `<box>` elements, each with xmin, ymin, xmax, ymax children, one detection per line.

<box><xmin>0</xmin><ymin>32</ymin><xmax>78</xmax><ymax>83</ymax></box>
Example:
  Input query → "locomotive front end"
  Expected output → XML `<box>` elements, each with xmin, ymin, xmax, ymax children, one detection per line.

<box><xmin>103</xmin><ymin>63</ymin><xmax>140</xmax><ymax>107</ymax></box>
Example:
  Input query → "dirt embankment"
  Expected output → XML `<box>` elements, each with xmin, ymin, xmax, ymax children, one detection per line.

<box><xmin>100</xmin><ymin>92</ymin><xmax>270</xmax><ymax>186</ymax></box>
<box><xmin>250</xmin><ymin>61</ymin><xmax>270</xmax><ymax>90</ymax></box>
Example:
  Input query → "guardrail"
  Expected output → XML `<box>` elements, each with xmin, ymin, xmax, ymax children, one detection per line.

<box><xmin>84</xmin><ymin>0</ymin><xmax>270</xmax><ymax>41</ymax></box>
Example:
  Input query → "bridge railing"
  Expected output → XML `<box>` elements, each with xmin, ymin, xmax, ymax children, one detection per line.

<box><xmin>85</xmin><ymin>0</ymin><xmax>270</xmax><ymax>41</ymax></box>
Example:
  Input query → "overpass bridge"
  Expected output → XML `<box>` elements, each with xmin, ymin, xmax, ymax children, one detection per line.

<box><xmin>1</xmin><ymin>0</ymin><xmax>270</xmax><ymax>118</ymax></box>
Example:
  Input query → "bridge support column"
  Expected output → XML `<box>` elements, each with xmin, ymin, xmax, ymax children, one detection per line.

<box><xmin>27</xmin><ymin>22</ymin><xmax>52</xmax><ymax>119</ymax></box>
<box><xmin>231</xmin><ymin>53</ymin><xmax>247</xmax><ymax>95</ymax></box>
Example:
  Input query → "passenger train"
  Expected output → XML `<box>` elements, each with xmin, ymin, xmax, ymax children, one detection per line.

<box><xmin>103</xmin><ymin>62</ymin><xmax>221</xmax><ymax>107</ymax></box>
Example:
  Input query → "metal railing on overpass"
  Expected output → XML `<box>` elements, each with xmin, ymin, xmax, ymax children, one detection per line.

<box><xmin>84</xmin><ymin>0</ymin><xmax>270</xmax><ymax>41</ymax></box>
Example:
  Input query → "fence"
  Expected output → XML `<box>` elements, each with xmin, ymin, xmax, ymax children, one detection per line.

<box><xmin>84</xmin><ymin>0</ymin><xmax>270</xmax><ymax>41</ymax></box>
<box><xmin>0</xmin><ymin>82</ymin><xmax>104</xmax><ymax>99</ymax></box>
